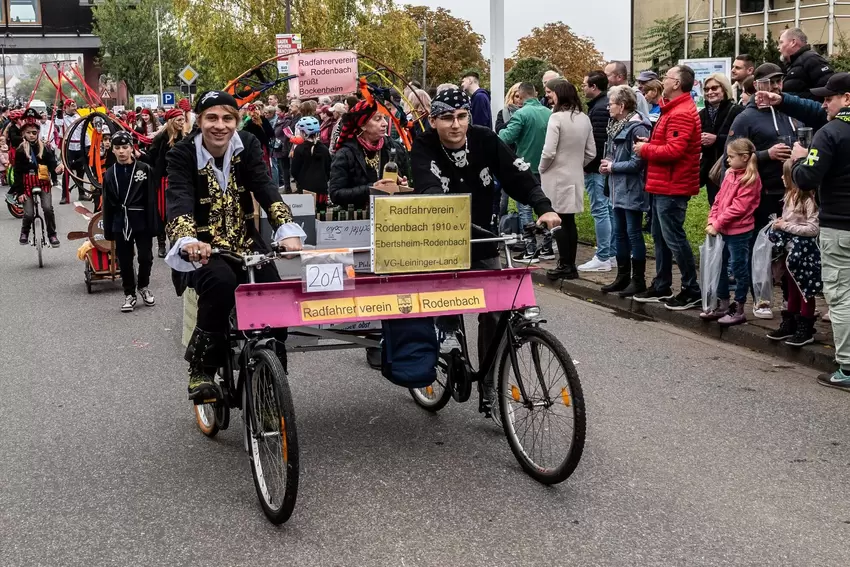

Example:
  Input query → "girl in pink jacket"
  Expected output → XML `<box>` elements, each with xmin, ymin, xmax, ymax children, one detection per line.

<box><xmin>701</xmin><ymin>138</ymin><xmax>762</xmax><ymax>325</ymax></box>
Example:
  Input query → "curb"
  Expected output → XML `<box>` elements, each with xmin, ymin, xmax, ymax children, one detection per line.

<box><xmin>530</xmin><ymin>269</ymin><xmax>837</xmax><ymax>374</ymax></box>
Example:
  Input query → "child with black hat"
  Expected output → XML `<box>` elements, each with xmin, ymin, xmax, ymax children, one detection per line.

<box><xmin>13</xmin><ymin>108</ymin><xmax>64</xmax><ymax>247</ymax></box>
<box><xmin>102</xmin><ymin>130</ymin><xmax>158</xmax><ymax>312</ymax></box>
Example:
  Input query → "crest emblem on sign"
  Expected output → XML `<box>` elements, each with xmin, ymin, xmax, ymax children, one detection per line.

<box><xmin>396</xmin><ymin>294</ymin><xmax>414</xmax><ymax>314</ymax></box>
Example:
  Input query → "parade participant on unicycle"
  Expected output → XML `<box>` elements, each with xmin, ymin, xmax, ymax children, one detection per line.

<box><xmin>102</xmin><ymin>131</ymin><xmax>158</xmax><ymax>312</ymax></box>
<box><xmin>13</xmin><ymin>108</ymin><xmax>64</xmax><ymax>247</ymax></box>
<box><xmin>409</xmin><ymin>88</ymin><xmax>561</xmax><ymax>412</ymax></box>
<box><xmin>164</xmin><ymin>91</ymin><xmax>306</xmax><ymax>403</ymax></box>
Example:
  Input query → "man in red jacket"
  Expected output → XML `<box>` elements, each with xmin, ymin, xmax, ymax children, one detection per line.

<box><xmin>633</xmin><ymin>65</ymin><xmax>703</xmax><ymax>310</ymax></box>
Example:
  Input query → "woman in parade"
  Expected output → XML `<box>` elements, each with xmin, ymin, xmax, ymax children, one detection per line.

<box><xmin>328</xmin><ymin>99</ymin><xmax>410</xmax><ymax>209</ymax></box>
<box><xmin>13</xmin><ymin>108</ymin><xmax>64</xmax><ymax>247</ymax></box>
<box><xmin>140</xmin><ymin>108</ymin><xmax>186</xmax><ymax>257</ymax></box>
<box><xmin>241</xmin><ymin>103</ymin><xmax>276</xmax><ymax>171</ymax></box>
<box><xmin>135</xmin><ymin>108</ymin><xmax>157</xmax><ymax>150</ymax></box>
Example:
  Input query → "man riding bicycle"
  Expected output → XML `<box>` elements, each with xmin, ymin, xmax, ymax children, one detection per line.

<box><xmin>409</xmin><ymin>88</ymin><xmax>561</xmax><ymax>409</ymax></box>
<box><xmin>165</xmin><ymin>91</ymin><xmax>306</xmax><ymax>403</ymax></box>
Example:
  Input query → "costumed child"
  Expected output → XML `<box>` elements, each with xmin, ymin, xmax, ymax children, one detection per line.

<box><xmin>290</xmin><ymin>116</ymin><xmax>331</xmax><ymax>207</ymax></box>
<box><xmin>13</xmin><ymin>108</ymin><xmax>64</xmax><ymax>247</ymax></box>
<box><xmin>700</xmin><ymin>138</ymin><xmax>762</xmax><ymax>326</ymax></box>
<box><xmin>766</xmin><ymin>160</ymin><xmax>822</xmax><ymax>346</ymax></box>
<box><xmin>101</xmin><ymin>130</ymin><xmax>158</xmax><ymax>313</ymax></box>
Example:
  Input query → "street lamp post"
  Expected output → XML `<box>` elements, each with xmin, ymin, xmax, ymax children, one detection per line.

<box><xmin>156</xmin><ymin>8</ymin><xmax>164</xmax><ymax>104</ymax></box>
<box><xmin>2</xmin><ymin>36</ymin><xmax>6</xmax><ymax>104</ymax></box>
<box><xmin>419</xmin><ymin>28</ymin><xmax>427</xmax><ymax>88</ymax></box>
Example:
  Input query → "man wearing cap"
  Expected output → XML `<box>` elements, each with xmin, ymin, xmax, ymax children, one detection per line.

<box><xmin>101</xmin><ymin>131</ymin><xmax>158</xmax><ymax>313</ymax></box>
<box><xmin>724</xmin><ymin>62</ymin><xmax>801</xmax><ymax>318</ymax></box>
<box><xmin>165</xmin><ymin>91</ymin><xmax>306</xmax><ymax>403</ymax></box>
<box><xmin>409</xmin><ymin>88</ymin><xmax>560</xmax><ymax>416</ymax></box>
<box><xmin>778</xmin><ymin>72</ymin><xmax>850</xmax><ymax>391</ymax></box>
<box><xmin>636</xmin><ymin>70</ymin><xmax>658</xmax><ymax>89</ymax></box>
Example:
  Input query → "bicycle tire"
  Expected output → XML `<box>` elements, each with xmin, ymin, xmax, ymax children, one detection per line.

<box><xmin>497</xmin><ymin>326</ymin><xmax>585</xmax><ymax>484</ymax></box>
<box><xmin>246</xmin><ymin>348</ymin><xmax>299</xmax><ymax>524</ymax></box>
<box><xmin>34</xmin><ymin>216</ymin><xmax>44</xmax><ymax>268</ymax></box>
<box><xmin>194</xmin><ymin>401</ymin><xmax>229</xmax><ymax>438</ymax></box>
<box><xmin>409</xmin><ymin>359</ymin><xmax>452</xmax><ymax>412</ymax></box>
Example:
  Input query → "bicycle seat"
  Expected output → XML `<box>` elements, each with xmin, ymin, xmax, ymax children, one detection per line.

<box><xmin>32</xmin><ymin>187</ymin><xmax>42</xmax><ymax>195</ymax></box>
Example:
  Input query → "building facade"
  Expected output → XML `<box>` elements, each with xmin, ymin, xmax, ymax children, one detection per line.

<box><xmin>634</xmin><ymin>0</ymin><xmax>850</xmax><ymax>70</ymax></box>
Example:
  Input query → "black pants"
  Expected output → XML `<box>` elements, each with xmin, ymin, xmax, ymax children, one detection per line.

<box><xmin>278</xmin><ymin>156</ymin><xmax>291</xmax><ymax>191</ymax></box>
<box><xmin>552</xmin><ymin>213</ymin><xmax>577</xmax><ymax>267</ymax></box>
<box><xmin>62</xmin><ymin>149</ymin><xmax>86</xmax><ymax>201</ymax></box>
<box><xmin>706</xmin><ymin>181</ymin><xmax>720</xmax><ymax>207</ymax></box>
<box><xmin>192</xmin><ymin>255</ymin><xmax>282</xmax><ymax>334</ymax></box>
<box><xmin>115</xmin><ymin>233</ymin><xmax>153</xmax><ymax>296</ymax></box>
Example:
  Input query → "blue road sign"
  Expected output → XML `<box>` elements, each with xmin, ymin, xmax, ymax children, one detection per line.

<box><xmin>162</xmin><ymin>92</ymin><xmax>176</xmax><ymax>106</ymax></box>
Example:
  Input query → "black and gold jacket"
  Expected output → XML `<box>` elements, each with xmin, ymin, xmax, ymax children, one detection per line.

<box><xmin>165</xmin><ymin>130</ymin><xmax>293</xmax><ymax>253</ymax></box>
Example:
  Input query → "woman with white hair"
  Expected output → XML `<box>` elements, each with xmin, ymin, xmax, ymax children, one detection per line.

<box><xmin>699</xmin><ymin>72</ymin><xmax>743</xmax><ymax>205</ymax></box>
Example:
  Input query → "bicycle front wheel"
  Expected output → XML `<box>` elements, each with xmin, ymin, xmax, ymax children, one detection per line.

<box><xmin>246</xmin><ymin>348</ymin><xmax>299</xmax><ymax>524</ymax></box>
<box><xmin>33</xmin><ymin>216</ymin><xmax>43</xmax><ymax>268</ymax></box>
<box><xmin>498</xmin><ymin>326</ymin><xmax>585</xmax><ymax>484</ymax></box>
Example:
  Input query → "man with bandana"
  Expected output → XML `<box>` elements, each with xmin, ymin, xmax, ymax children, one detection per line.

<box><xmin>410</xmin><ymin>88</ymin><xmax>561</xmax><ymax>414</ymax></box>
<box><xmin>101</xmin><ymin>131</ymin><xmax>158</xmax><ymax>313</ymax></box>
<box><xmin>165</xmin><ymin>91</ymin><xmax>306</xmax><ymax>403</ymax></box>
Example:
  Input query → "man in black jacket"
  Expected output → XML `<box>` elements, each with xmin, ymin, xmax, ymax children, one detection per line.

<box><xmin>580</xmin><ymin>70</ymin><xmax>615</xmax><ymax>272</ymax></box>
<box><xmin>165</xmin><ymin>91</ymin><xmax>306</xmax><ymax>403</ymax></box>
<box><xmin>102</xmin><ymin>131</ymin><xmax>158</xmax><ymax>313</ymax></box>
<box><xmin>410</xmin><ymin>88</ymin><xmax>560</xmax><ymax>415</ymax></box>
<box><xmin>789</xmin><ymin>72</ymin><xmax>850</xmax><ymax>390</ymax></box>
<box><xmin>779</xmin><ymin>28</ymin><xmax>833</xmax><ymax>100</ymax></box>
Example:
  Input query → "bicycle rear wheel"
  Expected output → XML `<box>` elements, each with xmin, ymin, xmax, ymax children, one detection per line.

<box><xmin>409</xmin><ymin>359</ymin><xmax>452</xmax><ymax>412</ymax></box>
<box><xmin>246</xmin><ymin>348</ymin><xmax>299</xmax><ymax>524</ymax></box>
<box><xmin>194</xmin><ymin>401</ymin><xmax>229</xmax><ymax>437</ymax></box>
<box><xmin>33</xmin><ymin>216</ymin><xmax>44</xmax><ymax>268</ymax></box>
<box><xmin>497</xmin><ymin>326</ymin><xmax>585</xmax><ymax>484</ymax></box>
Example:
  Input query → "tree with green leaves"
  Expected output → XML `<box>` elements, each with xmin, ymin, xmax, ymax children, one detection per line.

<box><xmin>505</xmin><ymin>57</ymin><xmax>558</xmax><ymax>96</ymax></box>
<box><xmin>636</xmin><ymin>16</ymin><xmax>685</xmax><ymax>74</ymax></box>
<box><xmin>93</xmin><ymin>0</ymin><xmax>184</xmax><ymax>96</ymax></box>
<box><xmin>690</xmin><ymin>23</ymin><xmax>781</xmax><ymax>65</ymax></box>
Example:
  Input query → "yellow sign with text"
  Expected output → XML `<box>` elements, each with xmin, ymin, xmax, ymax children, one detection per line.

<box><xmin>371</xmin><ymin>194</ymin><xmax>471</xmax><ymax>274</ymax></box>
<box><xmin>299</xmin><ymin>289</ymin><xmax>486</xmax><ymax>323</ymax></box>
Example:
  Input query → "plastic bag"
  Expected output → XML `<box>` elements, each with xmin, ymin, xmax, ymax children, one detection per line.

<box><xmin>751</xmin><ymin>222</ymin><xmax>774</xmax><ymax>307</ymax></box>
<box><xmin>699</xmin><ymin>234</ymin><xmax>725</xmax><ymax>312</ymax></box>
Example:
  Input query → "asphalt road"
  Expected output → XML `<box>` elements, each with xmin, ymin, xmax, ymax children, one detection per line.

<box><xmin>1</xmin><ymin>196</ymin><xmax>849</xmax><ymax>566</ymax></box>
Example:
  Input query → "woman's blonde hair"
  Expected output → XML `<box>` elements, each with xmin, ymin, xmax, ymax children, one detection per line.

<box><xmin>504</xmin><ymin>82</ymin><xmax>521</xmax><ymax>107</ymax></box>
<box><xmin>166</xmin><ymin>115</ymin><xmax>185</xmax><ymax>148</ymax></box>
<box><xmin>411</xmin><ymin>89</ymin><xmax>431</xmax><ymax>114</ymax></box>
<box><xmin>782</xmin><ymin>159</ymin><xmax>817</xmax><ymax>214</ymax></box>
<box><xmin>704</xmin><ymin>73</ymin><xmax>734</xmax><ymax>101</ymax></box>
<box><xmin>726</xmin><ymin>138</ymin><xmax>759</xmax><ymax>187</ymax></box>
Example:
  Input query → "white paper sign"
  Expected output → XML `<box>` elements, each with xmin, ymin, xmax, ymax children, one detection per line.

<box><xmin>316</xmin><ymin>219</ymin><xmax>371</xmax><ymax>246</ymax></box>
<box><xmin>304</xmin><ymin>263</ymin><xmax>345</xmax><ymax>292</ymax></box>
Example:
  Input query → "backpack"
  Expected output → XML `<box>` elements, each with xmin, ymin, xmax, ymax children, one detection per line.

<box><xmin>380</xmin><ymin>317</ymin><xmax>439</xmax><ymax>388</ymax></box>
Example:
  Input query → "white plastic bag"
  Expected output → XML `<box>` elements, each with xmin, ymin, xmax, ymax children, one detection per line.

<box><xmin>699</xmin><ymin>234</ymin><xmax>725</xmax><ymax>312</ymax></box>
<box><xmin>751</xmin><ymin>221</ymin><xmax>774</xmax><ymax>307</ymax></box>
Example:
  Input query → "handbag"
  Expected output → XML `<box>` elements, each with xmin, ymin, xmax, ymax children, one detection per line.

<box><xmin>38</xmin><ymin>164</ymin><xmax>50</xmax><ymax>181</ymax></box>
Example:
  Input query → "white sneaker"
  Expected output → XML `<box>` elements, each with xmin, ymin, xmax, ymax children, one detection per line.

<box><xmin>121</xmin><ymin>295</ymin><xmax>137</xmax><ymax>313</ymax></box>
<box><xmin>752</xmin><ymin>302</ymin><xmax>774</xmax><ymax>319</ymax></box>
<box><xmin>578</xmin><ymin>255</ymin><xmax>613</xmax><ymax>272</ymax></box>
<box><xmin>139</xmin><ymin>287</ymin><xmax>155</xmax><ymax>307</ymax></box>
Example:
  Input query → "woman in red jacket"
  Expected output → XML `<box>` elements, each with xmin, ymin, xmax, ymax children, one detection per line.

<box><xmin>701</xmin><ymin>138</ymin><xmax>762</xmax><ymax>326</ymax></box>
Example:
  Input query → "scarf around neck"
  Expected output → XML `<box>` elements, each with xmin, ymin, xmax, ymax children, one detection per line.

<box><xmin>606</xmin><ymin>111</ymin><xmax>638</xmax><ymax>140</ymax></box>
<box><xmin>357</xmin><ymin>135</ymin><xmax>384</xmax><ymax>154</ymax></box>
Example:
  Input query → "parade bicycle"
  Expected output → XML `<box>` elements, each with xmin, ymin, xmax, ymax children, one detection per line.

<box><xmin>187</xmin><ymin>226</ymin><xmax>585</xmax><ymax>523</ymax></box>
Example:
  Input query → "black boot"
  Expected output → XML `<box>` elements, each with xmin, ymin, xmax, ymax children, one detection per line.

<box><xmin>546</xmin><ymin>259</ymin><xmax>578</xmax><ymax>281</ymax></box>
<box><xmin>157</xmin><ymin>238</ymin><xmax>167</xmax><ymax>259</ymax></box>
<box><xmin>619</xmin><ymin>259</ymin><xmax>647</xmax><ymax>297</ymax></box>
<box><xmin>767</xmin><ymin>310</ymin><xmax>797</xmax><ymax>341</ymax></box>
<box><xmin>785</xmin><ymin>314</ymin><xmax>816</xmax><ymax>347</ymax></box>
<box><xmin>601</xmin><ymin>259</ymin><xmax>631</xmax><ymax>293</ymax></box>
<box><xmin>185</xmin><ymin>328</ymin><xmax>226</xmax><ymax>403</ymax></box>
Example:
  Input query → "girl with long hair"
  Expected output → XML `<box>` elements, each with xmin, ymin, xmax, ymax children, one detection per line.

<box><xmin>701</xmin><ymin>138</ymin><xmax>762</xmax><ymax>325</ymax></box>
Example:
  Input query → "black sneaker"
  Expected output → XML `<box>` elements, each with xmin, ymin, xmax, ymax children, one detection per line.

<box><xmin>512</xmin><ymin>252</ymin><xmax>539</xmax><ymax>265</ymax></box>
<box><xmin>538</xmin><ymin>247</ymin><xmax>556</xmax><ymax>261</ymax></box>
<box><xmin>48</xmin><ymin>235</ymin><xmax>60</xmax><ymax>248</ymax></box>
<box><xmin>121</xmin><ymin>294</ymin><xmax>137</xmax><ymax>313</ymax></box>
<box><xmin>19</xmin><ymin>231</ymin><xmax>28</xmax><ymax>245</ymax></box>
<box><xmin>664</xmin><ymin>291</ymin><xmax>702</xmax><ymax>311</ymax></box>
<box><xmin>633</xmin><ymin>287</ymin><xmax>674</xmax><ymax>303</ymax></box>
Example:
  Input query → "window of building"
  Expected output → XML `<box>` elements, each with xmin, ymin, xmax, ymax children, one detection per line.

<box><xmin>7</xmin><ymin>0</ymin><xmax>40</xmax><ymax>25</ymax></box>
<box><xmin>741</xmin><ymin>0</ymin><xmax>775</xmax><ymax>12</ymax></box>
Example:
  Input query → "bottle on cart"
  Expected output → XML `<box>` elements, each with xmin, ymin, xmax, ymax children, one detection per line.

<box><xmin>383</xmin><ymin>148</ymin><xmax>398</xmax><ymax>183</ymax></box>
<box><xmin>347</xmin><ymin>204</ymin><xmax>355</xmax><ymax>221</ymax></box>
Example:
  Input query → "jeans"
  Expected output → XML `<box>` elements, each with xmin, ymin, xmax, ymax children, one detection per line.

<box><xmin>22</xmin><ymin>190</ymin><xmax>56</xmax><ymax>237</ymax></box>
<box><xmin>584</xmin><ymin>173</ymin><xmax>614</xmax><ymax>260</ymax></box>
<box><xmin>716</xmin><ymin>231</ymin><xmax>752</xmax><ymax>304</ymax></box>
<box><xmin>612</xmin><ymin>208</ymin><xmax>646</xmax><ymax>263</ymax></box>
<box><xmin>115</xmin><ymin>233</ymin><xmax>154</xmax><ymax>296</ymax></box>
<box><xmin>650</xmin><ymin>194</ymin><xmax>699</xmax><ymax>294</ymax></box>
<box><xmin>269</xmin><ymin>156</ymin><xmax>280</xmax><ymax>189</ymax></box>
<box><xmin>820</xmin><ymin>227</ymin><xmax>850</xmax><ymax>369</ymax></box>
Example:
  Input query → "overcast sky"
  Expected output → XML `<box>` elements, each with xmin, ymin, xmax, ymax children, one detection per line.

<box><xmin>410</xmin><ymin>0</ymin><xmax>632</xmax><ymax>60</ymax></box>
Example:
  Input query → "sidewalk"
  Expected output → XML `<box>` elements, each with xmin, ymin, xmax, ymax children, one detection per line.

<box><xmin>529</xmin><ymin>243</ymin><xmax>838</xmax><ymax>373</ymax></box>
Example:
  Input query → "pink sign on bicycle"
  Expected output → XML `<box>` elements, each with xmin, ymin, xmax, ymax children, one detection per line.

<box><xmin>291</xmin><ymin>51</ymin><xmax>359</xmax><ymax>99</ymax></box>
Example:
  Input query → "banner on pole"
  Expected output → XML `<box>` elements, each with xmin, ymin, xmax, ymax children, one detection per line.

<box><xmin>276</xmin><ymin>34</ymin><xmax>302</xmax><ymax>75</ymax></box>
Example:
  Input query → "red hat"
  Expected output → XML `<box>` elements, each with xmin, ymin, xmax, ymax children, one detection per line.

<box><xmin>165</xmin><ymin>108</ymin><xmax>184</xmax><ymax>121</ymax></box>
<box><xmin>177</xmin><ymin>98</ymin><xmax>191</xmax><ymax>112</ymax></box>
<box><xmin>9</xmin><ymin>109</ymin><xmax>23</xmax><ymax>120</ymax></box>
<box><xmin>63</xmin><ymin>99</ymin><xmax>77</xmax><ymax>108</ymax></box>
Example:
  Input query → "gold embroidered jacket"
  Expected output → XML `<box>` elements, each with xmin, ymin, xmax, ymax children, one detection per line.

<box><xmin>165</xmin><ymin>131</ymin><xmax>293</xmax><ymax>253</ymax></box>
